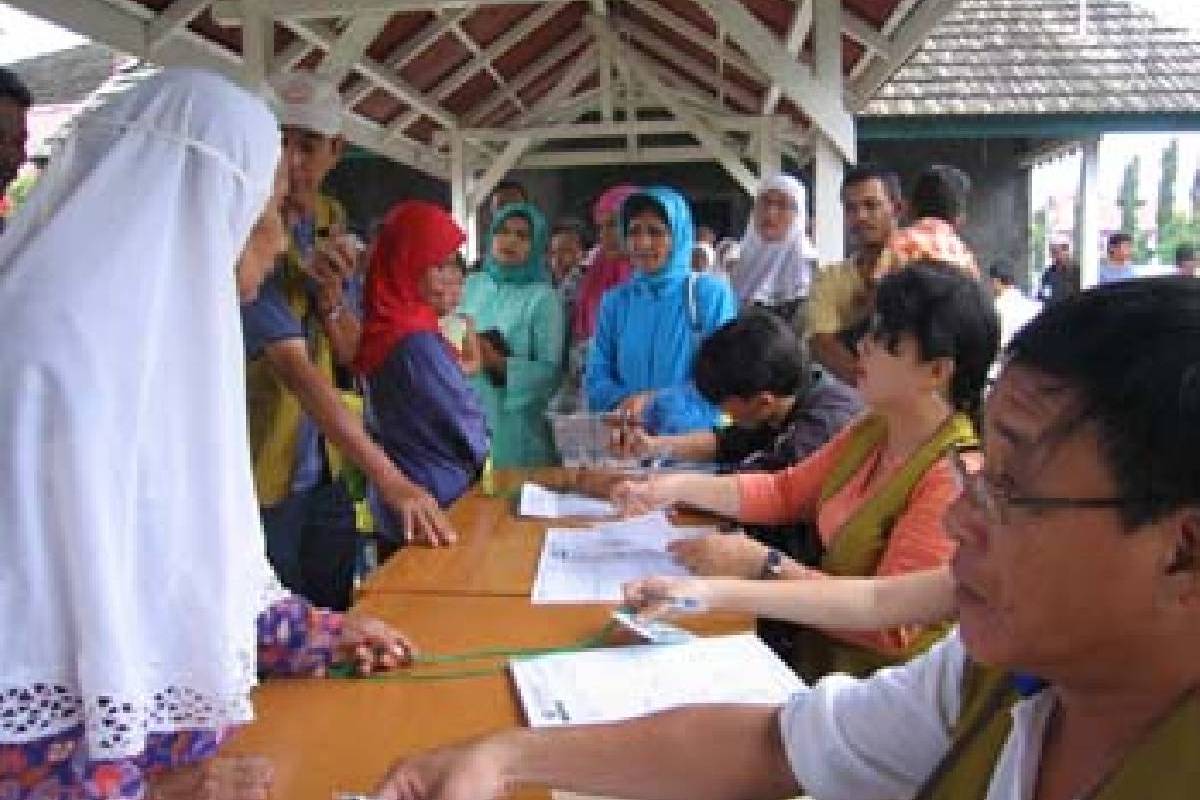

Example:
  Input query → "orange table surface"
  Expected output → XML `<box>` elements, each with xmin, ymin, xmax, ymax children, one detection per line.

<box><xmin>222</xmin><ymin>593</ymin><xmax>751</xmax><ymax>800</ymax></box>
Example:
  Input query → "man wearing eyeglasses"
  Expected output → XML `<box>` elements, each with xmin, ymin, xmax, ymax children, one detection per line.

<box><xmin>373</xmin><ymin>277</ymin><xmax>1200</xmax><ymax>800</ymax></box>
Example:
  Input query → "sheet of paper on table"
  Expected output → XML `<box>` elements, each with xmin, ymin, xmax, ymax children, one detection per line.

<box><xmin>519</xmin><ymin>482</ymin><xmax>618</xmax><ymax>519</ymax></box>
<box><xmin>530</xmin><ymin>510</ymin><xmax>714</xmax><ymax>604</ymax></box>
<box><xmin>512</xmin><ymin>633</ymin><xmax>805</xmax><ymax>727</ymax></box>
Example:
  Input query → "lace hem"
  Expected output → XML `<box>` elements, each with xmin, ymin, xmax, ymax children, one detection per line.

<box><xmin>0</xmin><ymin>574</ymin><xmax>289</xmax><ymax>759</ymax></box>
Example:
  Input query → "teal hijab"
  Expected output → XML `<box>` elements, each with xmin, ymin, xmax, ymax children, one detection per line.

<box><xmin>620</xmin><ymin>185</ymin><xmax>694</xmax><ymax>290</ymax></box>
<box><xmin>482</xmin><ymin>202</ymin><xmax>550</xmax><ymax>285</ymax></box>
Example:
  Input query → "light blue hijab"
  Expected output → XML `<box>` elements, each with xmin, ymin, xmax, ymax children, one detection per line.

<box><xmin>481</xmin><ymin>202</ymin><xmax>550</xmax><ymax>285</ymax></box>
<box><xmin>620</xmin><ymin>185</ymin><xmax>694</xmax><ymax>291</ymax></box>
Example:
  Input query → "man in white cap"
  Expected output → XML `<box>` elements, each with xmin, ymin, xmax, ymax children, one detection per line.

<box><xmin>241</xmin><ymin>71</ymin><xmax>455</xmax><ymax>611</ymax></box>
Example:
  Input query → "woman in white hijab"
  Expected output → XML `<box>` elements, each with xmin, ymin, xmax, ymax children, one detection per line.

<box><xmin>0</xmin><ymin>69</ymin><xmax>412</xmax><ymax>799</ymax></box>
<box><xmin>729</xmin><ymin>173</ymin><xmax>818</xmax><ymax>327</ymax></box>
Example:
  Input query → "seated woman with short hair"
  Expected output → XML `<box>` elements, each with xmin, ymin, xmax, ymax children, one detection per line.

<box><xmin>615</xmin><ymin>263</ymin><xmax>999</xmax><ymax>680</ymax></box>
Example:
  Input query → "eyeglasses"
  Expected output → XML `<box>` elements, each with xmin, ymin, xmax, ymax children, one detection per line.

<box><xmin>949</xmin><ymin>447</ymin><xmax>1145</xmax><ymax>525</ymax></box>
<box><xmin>757</xmin><ymin>196</ymin><xmax>797</xmax><ymax>213</ymax></box>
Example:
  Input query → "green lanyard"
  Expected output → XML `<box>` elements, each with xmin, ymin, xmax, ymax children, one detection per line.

<box><xmin>328</xmin><ymin>620</ymin><xmax>620</xmax><ymax>682</ymax></box>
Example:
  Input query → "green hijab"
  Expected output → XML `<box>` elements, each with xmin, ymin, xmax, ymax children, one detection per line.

<box><xmin>482</xmin><ymin>202</ymin><xmax>550</xmax><ymax>285</ymax></box>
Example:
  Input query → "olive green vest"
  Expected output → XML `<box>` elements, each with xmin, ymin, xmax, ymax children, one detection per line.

<box><xmin>915</xmin><ymin>662</ymin><xmax>1200</xmax><ymax>800</ymax></box>
<box><xmin>790</xmin><ymin>412</ymin><xmax>977</xmax><ymax>682</ymax></box>
<box><xmin>245</xmin><ymin>195</ymin><xmax>350</xmax><ymax>507</ymax></box>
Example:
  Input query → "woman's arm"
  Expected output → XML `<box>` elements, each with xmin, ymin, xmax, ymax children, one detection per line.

<box><xmin>503</xmin><ymin>290</ymin><xmax>566</xmax><ymax>411</ymax></box>
<box><xmin>612</xmin><ymin>472</ymin><xmax>742</xmax><ymax>518</ymax></box>
<box><xmin>624</xmin><ymin>568</ymin><xmax>955</xmax><ymax>631</ymax></box>
<box><xmin>584</xmin><ymin>292</ymin><xmax>633</xmax><ymax>411</ymax></box>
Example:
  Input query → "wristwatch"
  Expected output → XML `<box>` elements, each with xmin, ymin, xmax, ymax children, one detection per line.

<box><xmin>758</xmin><ymin>547</ymin><xmax>785</xmax><ymax>580</ymax></box>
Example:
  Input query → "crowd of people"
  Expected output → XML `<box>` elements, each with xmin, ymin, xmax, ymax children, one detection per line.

<box><xmin>2</xmin><ymin>64</ymin><xmax>1198</xmax><ymax>800</ymax></box>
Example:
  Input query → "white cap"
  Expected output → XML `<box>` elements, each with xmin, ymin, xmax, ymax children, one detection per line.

<box><xmin>271</xmin><ymin>71</ymin><xmax>342</xmax><ymax>137</ymax></box>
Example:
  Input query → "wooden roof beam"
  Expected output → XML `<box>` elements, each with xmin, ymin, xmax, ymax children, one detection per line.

<box><xmin>762</xmin><ymin>0</ymin><xmax>810</xmax><ymax>114</ymax></box>
<box><xmin>623</xmin><ymin>43</ymin><xmax>758</xmax><ymax>195</ymax></box>
<box><xmin>13</xmin><ymin>0</ymin><xmax>447</xmax><ymax>176</ymax></box>
<box><xmin>850</xmin><ymin>0</ymin><xmax>961</xmax><ymax>109</ymax></box>
<box><xmin>386</xmin><ymin>1</ymin><xmax>564</xmax><ymax>138</ymax></box>
<box><xmin>692</xmin><ymin>0</ymin><xmax>854</xmax><ymax>159</ymax></box>
<box><xmin>465</xmin><ymin>27</ymin><xmax>590</xmax><ymax>125</ymax></box>
<box><xmin>616</xmin><ymin>18</ymin><xmax>759</xmax><ymax>112</ymax></box>
<box><xmin>278</xmin><ymin>17</ymin><xmax>457</xmax><ymax>127</ymax></box>
<box><xmin>623</xmin><ymin>0</ymin><xmax>767</xmax><ymax>84</ymax></box>
<box><xmin>146</xmin><ymin>0</ymin><xmax>212</xmax><ymax>51</ymax></box>
<box><xmin>210</xmin><ymin>0</ymin><xmax>539</xmax><ymax>23</ymax></box>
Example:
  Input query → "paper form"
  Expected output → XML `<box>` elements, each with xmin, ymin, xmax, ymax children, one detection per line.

<box><xmin>529</xmin><ymin>511</ymin><xmax>714</xmax><ymax>604</ymax></box>
<box><xmin>519</xmin><ymin>482</ymin><xmax>618</xmax><ymax>519</ymax></box>
<box><xmin>511</xmin><ymin>633</ymin><xmax>805</xmax><ymax>727</ymax></box>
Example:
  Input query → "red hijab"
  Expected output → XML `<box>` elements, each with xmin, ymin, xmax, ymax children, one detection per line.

<box><xmin>353</xmin><ymin>201</ymin><xmax>465</xmax><ymax>375</ymax></box>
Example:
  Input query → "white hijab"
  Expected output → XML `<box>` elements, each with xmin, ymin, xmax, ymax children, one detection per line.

<box><xmin>0</xmin><ymin>69</ymin><xmax>286</xmax><ymax>760</ymax></box>
<box><xmin>731</xmin><ymin>173</ymin><xmax>818</xmax><ymax>305</ymax></box>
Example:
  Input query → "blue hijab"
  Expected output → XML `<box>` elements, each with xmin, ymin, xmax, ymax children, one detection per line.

<box><xmin>620</xmin><ymin>186</ymin><xmax>694</xmax><ymax>291</ymax></box>
<box><xmin>481</xmin><ymin>202</ymin><xmax>550</xmax><ymax>285</ymax></box>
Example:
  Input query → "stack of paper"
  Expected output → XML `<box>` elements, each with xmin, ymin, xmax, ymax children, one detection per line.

<box><xmin>519</xmin><ymin>482</ymin><xmax>617</xmax><ymax>519</ymax></box>
<box><xmin>511</xmin><ymin>633</ymin><xmax>804</xmax><ymax>727</ymax></box>
<box><xmin>530</xmin><ymin>511</ymin><xmax>713</xmax><ymax>604</ymax></box>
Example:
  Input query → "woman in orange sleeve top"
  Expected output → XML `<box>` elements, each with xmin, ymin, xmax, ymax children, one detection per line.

<box><xmin>614</xmin><ymin>263</ymin><xmax>999</xmax><ymax>680</ymax></box>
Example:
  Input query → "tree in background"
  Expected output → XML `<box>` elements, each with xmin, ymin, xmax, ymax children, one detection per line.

<box><xmin>1158</xmin><ymin>139</ymin><xmax>1179</xmax><ymax>233</ymax></box>
<box><xmin>1030</xmin><ymin>207</ymin><xmax>1047</xmax><ymax>275</ymax></box>
<box><xmin>1117</xmin><ymin>155</ymin><xmax>1152</xmax><ymax>262</ymax></box>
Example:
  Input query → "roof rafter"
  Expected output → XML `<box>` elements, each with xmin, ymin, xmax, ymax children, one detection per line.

<box><xmin>623</xmin><ymin>0</ymin><xmax>767</xmax><ymax>84</ymax></box>
<box><xmin>210</xmin><ymin>0</ymin><xmax>538</xmax><ymax>23</ymax></box>
<box><xmin>385</xmin><ymin>1</ymin><xmax>565</xmax><ymax>138</ymax></box>
<box><xmin>146</xmin><ymin>0</ymin><xmax>212</xmax><ymax>51</ymax></box>
<box><xmin>466</xmin><ymin>27</ymin><xmax>590</xmax><ymax>125</ymax></box>
<box><xmin>850</xmin><ymin>0</ymin><xmax>961</xmax><ymax>109</ymax></box>
<box><xmin>622</xmin><ymin>41</ymin><xmax>758</xmax><ymax>195</ymax></box>
<box><xmin>763</xmin><ymin>0</ymin><xmax>811</xmax><ymax>114</ymax></box>
<box><xmin>691</xmin><ymin>0</ymin><xmax>854</xmax><ymax>158</ymax></box>
<box><xmin>617</xmin><ymin>18</ymin><xmax>759</xmax><ymax>112</ymax></box>
<box><xmin>277</xmin><ymin>17</ymin><xmax>457</xmax><ymax>127</ymax></box>
<box><xmin>10</xmin><ymin>0</ymin><xmax>446</xmax><ymax>175</ymax></box>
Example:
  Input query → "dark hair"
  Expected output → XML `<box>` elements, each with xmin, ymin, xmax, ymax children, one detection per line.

<box><xmin>1006</xmin><ymin>277</ymin><xmax>1200</xmax><ymax>528</ymax></box>
<box><xmin>909</xmin><ymin>164</ymin><xmax>971</xmax><ymax>223</ymax></box>
<box><xmin>0</xmin><ymin>67</ymin><xmax>32</xmax><ymax>108</ymax></box>
<box><xmin>622</xmin><ymin>194</ymin><xmax>669</xmax><ymax>228</ymax></box>
<box><xmin>1107</xmin><ymin>232</ymin><xmax>1133</xmax><ymax>251</ymax></box>
<box><xmin>988</xmin><ymin>259</ymin><xmax>1018</xmax><ymax>286</ymax></box>
<box><xmin>871</xmin><ymin>262</ymin><xmax>999</xmax><ymax>423</ymax></box>
<box><xmin>694</xmin><ymin>312</ymin><xmax>811</xmax><ymax>403</ymax></box>
<box><xmin>842</xmin><ymin>163</ymin><xmax>902</xmax><ymax>204</ymax></box>
<box><xmin>1176</xmin><ymin>244</ymin><xmax>1197</xmax><ymax>265</ymax></box>
<box><xmin>550</xmin><ymin>217</ymin><xmax>588</xmax><ymax>247</ymax></box>
<box><xmin>492</xmin><ymin>180</ymin><xmax>527</xmax><ymax>201</ymax></box>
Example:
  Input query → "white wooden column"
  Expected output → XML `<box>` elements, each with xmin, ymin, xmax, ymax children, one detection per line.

<box><xmin>1078</xmin><ymin>137</ymin><xmax>1100</xmax><ymax>289</ymax></box>
<box><xmin>449</xmin><ymin>130</ymin><xmax>473</xmax><ymax>259</ymax></box>
<box><xmin>758</xmin><ymin>116</ymin><xmax>780</xmax><ymax>180</ymax></box>
<box><xmin>811</xmin><ymin>0</ymin><xmax>846</xmax><ymax>261</ymax></box>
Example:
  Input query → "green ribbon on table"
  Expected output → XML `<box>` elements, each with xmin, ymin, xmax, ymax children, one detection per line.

<box><xmin>327</xmin><ymin>620</ymin><xmax>621</xmax><ymax>682</ymax></box>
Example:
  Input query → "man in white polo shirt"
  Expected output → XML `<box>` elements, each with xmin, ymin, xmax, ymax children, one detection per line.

<box><xmin>371</xmin><ymin>278</ymin><xmax>1200</xmax><ymax>800</ymax></box>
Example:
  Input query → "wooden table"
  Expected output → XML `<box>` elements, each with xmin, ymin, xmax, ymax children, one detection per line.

<box><xmin>223</xmin><ymin>593</ymin><xmax>751</xmax><ymax>800</ymax></box>
<box><xmin>359</xmin><ymin>469</ymin><xmax>722</xmax><ymax>597</ymax></box>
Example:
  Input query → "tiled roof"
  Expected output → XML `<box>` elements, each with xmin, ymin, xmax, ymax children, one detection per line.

<box><xmin>8</xmin><ymin>43</ymin><xmax>123</xmax><ymax>106</ymax></box>
<box><xmin>861</xmin><ymin>0</ymin><xmax>1200</xmax><ymax>116</ymax></box>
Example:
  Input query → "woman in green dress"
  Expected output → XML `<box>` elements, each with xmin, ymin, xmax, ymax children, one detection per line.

<box><xmin>459</xmin><ymin>203</ymin><xmax>565</xmax><ymax>467</ymax></box>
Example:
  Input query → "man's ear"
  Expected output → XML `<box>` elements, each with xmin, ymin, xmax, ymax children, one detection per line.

<box><xmin>1158</xmin><ymin>508</ymin><xmax>1200</xmax><ymax>611</ymax></box>
<box><xmin>928</xmin><ymin>355</ymin><xmax>955</xmax><ymax>395</ymax></box>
